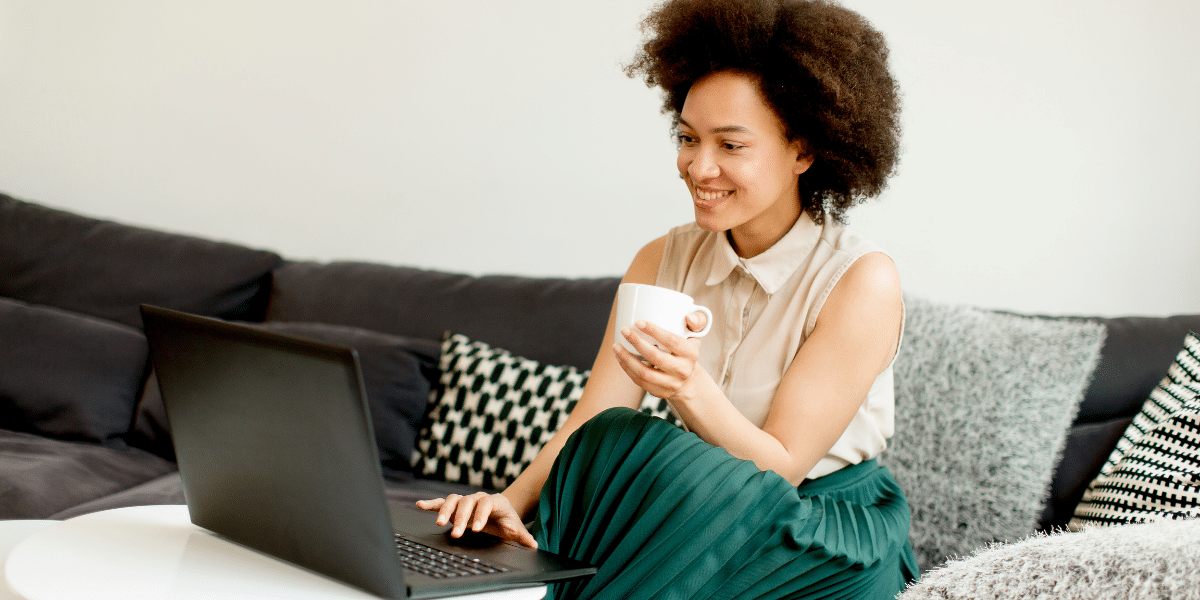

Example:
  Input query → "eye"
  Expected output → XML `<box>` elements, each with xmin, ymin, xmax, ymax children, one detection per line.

<box><xmin>675</xmin><ymin>131</ymin><xmax>698</xmax><ymax>146</ymax></box>
<box><xmin>722</xmin><ymin>142</ymin><xmax>746</xmax><ymax>151</ymax></box>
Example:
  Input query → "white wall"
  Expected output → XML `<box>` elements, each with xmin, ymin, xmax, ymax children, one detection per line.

<box><xmin>850</xmin><ymin>0</ymin><xmax>1200</xmax><ymax>317</ymax></box>
<box><xmin>1</xmin><ymin>0</ymin><xmax>1197</xmax><ymax>317</ymax></box>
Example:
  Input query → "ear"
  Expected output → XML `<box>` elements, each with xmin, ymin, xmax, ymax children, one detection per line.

<box><xmin>790</xmin><ymin>140</ymin><xmax>814</xmax><ymax>176</ymax></box>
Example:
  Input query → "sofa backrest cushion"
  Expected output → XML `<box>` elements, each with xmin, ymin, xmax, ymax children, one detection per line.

<box><xmin>0</xmin><ymin>194</ymin><xmax>283</xmax><ymax>328</ymax></box>
<box><xmin>1075</xmin><ymin>315</ymin><xmax>1200</xmax><ymax>423</ymax></box>
<box><xmin>129</xmin><ymin>321</ymin><xmax>439</xmax><ymax>474</ymax></box>
<box><xmin>0</xmin><ymin>297</ymin><xmax>148</xmax><ymax>444</ymax></box>
<box><xmin>267</xmin><ymin>261</ymin><xmax>620</xmax><ymax>371</ymax></box>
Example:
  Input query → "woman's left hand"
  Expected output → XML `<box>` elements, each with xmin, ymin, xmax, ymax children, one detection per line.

<box><xmin>612</xmin><ymin>313</ymin><xmax>707</xmax><ymax>402</ymax></box>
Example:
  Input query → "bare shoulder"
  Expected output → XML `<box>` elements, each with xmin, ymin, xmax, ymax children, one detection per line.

<box><xmin>816</xmin><ymin>251</ymin><xmax>903</xmax><ymax>367</ymax></box>
<box><xmin>830</xmin><ymin>252</ymin><xmax>901</xmax><ymax>308</ymax></box>
<box><xmin>622</xmin><ymin>235</ymin><xmax>668</xmax><ymax>285</ymax></box>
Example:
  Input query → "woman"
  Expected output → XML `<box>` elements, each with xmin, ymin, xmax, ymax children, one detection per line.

<box><xmin>418</xmin><ymin>0</ymin><xmax>917</xmax><ymax>597</ymax></box>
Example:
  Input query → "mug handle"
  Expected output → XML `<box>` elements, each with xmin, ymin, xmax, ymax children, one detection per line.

<box><xmin>685</xmin><ymin>305</ymin><xmax>713</xmax><ymax>338</ymax></box>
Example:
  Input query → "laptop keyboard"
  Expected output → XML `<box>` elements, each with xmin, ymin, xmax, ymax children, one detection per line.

<box><xmin>395</xmin><ymin>535</ymin><xmax>511</xmax><ymax>579</ymax></box>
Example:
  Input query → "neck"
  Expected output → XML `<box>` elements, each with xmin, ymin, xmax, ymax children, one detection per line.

<box><xmin>728</xmin><ymin>206</ymin><xmax>803</xmax><ymax>259</ymax></box>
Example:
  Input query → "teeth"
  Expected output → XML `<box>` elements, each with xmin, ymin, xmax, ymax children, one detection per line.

<box><xmin>696</xmin><ymin>189</ymin><xmax>732</xmax><ymax>202</ymax></box>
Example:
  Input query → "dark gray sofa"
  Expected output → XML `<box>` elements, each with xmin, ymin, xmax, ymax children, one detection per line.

<box><xmin>3</xmin><ymin>193</ymin><xmax>1198</xmax><ymax>573</ymax></box>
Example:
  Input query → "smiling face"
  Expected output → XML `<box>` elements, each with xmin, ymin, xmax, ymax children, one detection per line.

<box><xmin>676</xmin><ymin>70</ymin><xmax>813</xmax><ymax>258</ymax></box>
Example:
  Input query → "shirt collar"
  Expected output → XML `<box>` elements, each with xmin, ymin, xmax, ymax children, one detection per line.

<box><xmin>705</xmin><ymin>212</ymin><xmax>824</xmax><ymax>295</ymax></box>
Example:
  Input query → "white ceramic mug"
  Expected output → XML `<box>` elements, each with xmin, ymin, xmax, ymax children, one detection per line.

<box><xmin>614</xmin><ymin>283</ymin><xmax>713</xmax><ymax>357</ymax></box>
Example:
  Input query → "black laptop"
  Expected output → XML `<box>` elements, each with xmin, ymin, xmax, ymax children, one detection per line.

<box><xmin>141</xmin><ymin>305</ymin><xmax>595</xmax><ymax>599</ymax></box>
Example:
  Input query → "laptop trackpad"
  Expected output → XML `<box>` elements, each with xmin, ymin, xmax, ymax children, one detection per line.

<box><xmin>388</xmin><ymin>500</ymin><xmax>595</xmax><ymax>587</ymax></box>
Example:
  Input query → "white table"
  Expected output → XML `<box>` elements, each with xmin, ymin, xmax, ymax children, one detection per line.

<box><xmin>0</xmin><ymin>520</ymin><xmax>57</xmax><ymax>600</ymax></box>
<box><xmin>3</xmin><ymin>506</ymin><xmax>545</xmax><ymax>600</ymax></box>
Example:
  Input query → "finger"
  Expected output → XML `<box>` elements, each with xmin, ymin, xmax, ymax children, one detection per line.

<box><xmin>686</xmin><ymin>310</ymin><xmax>708</xmax><ymax>333</ymax></box>
<box><xmin>625</xmin><ymin>325</ymin><xmax>686</xmax><ymax>376</ymax></box>
<box><xmin>637</xmin><ymin>320</ymin><xmax>699</xmax><ymax>361</ymax></box>
<box><xmin>508</xmin><ymin>523</ymin><xmax>539</xmax><ymax>549</ymax></box>
<box><xmin>619</xmin><ymin>324</ymin><xmax>656</xmax><ymax>357</ymax></box>
<box><xmin>472</xmin><ymin>496</ymin><xmax>493</xmax><ymax>531</ymax></box>
<box><xmin>436</xmin><ymin>494</ymin><xmax>461</xmax><ymax>527</ymax></box>
<box><xmin>613</xmin><ymin>339</ymin><xmax>657</xmax><ymax>381</ymax></box>
<box><xmin>613</xmin><ymin>341</ymin><xmax>674</xmax><ymax>395</ymax></box>
<box><xmin>634</xmin><ymin>320</ymin><xmax>689</xmax><ymax>357</ymax></box>
<box><xmin>634</xmin><ymin>320</ymin><xmax>678</xmax><ymax>346</ymax></box>
<box><xmin>520</xmin><ymin>533</ymin><xmax>539</xmax><ymax>549</ymax></box>
<box><xmin>415</xmin><ymin>498</ymin><xmax>445</xmax><ymax>511</ymax></box>
<box><xmin>451</xmin><ymin>494</ymin><xmax>480</xmax><ymax>537</ymax></box>
<box><xmin>622</xmin><ymin>324</ymin><xmax>671</xmax><ymax>364</ymax></box>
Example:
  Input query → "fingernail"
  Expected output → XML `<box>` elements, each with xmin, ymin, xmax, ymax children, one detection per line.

<box><xmin>636</xmin><ymin>320</ymin><xmax>647</xmax><ymax>328</ymax></box>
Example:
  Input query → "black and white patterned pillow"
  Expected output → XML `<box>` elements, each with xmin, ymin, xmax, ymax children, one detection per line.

<box><xmin>1071</xmin><ymin>332</ymin><xmax>1200</xmax><ymax>528</ymax></box>
<box><xmin>413</xmin><ymin>333</ymin><xmax>588</xmax><ymax>490</ymax></box>
<box><xmin>637</xmin><ymin>394</ymin><xmax>684</xmax><ymax>428</ymax></box>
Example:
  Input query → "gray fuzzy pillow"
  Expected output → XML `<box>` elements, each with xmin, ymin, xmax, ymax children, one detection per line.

<box><xmin>881</xmin><ymin>296</ymin><xmax>1105</xmax><ymax>572</ymax></box>
<box><xmin>898</xmin><ymin>519</ymin><xmax>1200</xmax><ymax>600</ymax></box>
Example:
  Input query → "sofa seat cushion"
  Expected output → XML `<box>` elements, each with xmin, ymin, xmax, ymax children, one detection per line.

<box><xmin>267</xmin><ymin>261</ymin><xmax>619</xmax><ymax>371</ymax></box>
<box><xmin>0</xmin><ymin>429</ymin><xmax>176</xmax><ymax>519</ymax></box>
<box><xmin>0</xmin><ymin>194</ymin><xmax>282</xmax><ymax>328</ymax></box>
<box><xmin>383</xmin><ymin>476</ymin><xmax>492</xmax><ymax>507</ymax></box>
<box><xmin>48</xmin><ymin>472</ymin><xmax>187</xmax><ymax>520</ymax></box>
<box><xmin>0</xmin><ymin>297</ymin><xmax>148</xmax><ymax>444</ymax></box>
<box><xmin>48</xmin><ymin>471</ymin><xmax>489</xmax><ymax>522</ymax></box>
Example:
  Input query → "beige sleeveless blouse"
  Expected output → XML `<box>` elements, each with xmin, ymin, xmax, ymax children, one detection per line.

<box><xmin>652</xmin><ymin>213</ymin><xmax>901</xmax><ymax>479</ymax></box>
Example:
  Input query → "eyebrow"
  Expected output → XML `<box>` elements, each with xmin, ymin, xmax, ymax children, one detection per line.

<box><xmin>678</xmin><ymin>118</ymin><xmax>752</xmax><ymax>135</ymax></box>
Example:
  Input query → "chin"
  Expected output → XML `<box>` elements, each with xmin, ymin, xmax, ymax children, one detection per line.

<box><xmin>692</xmin><ymin>211</ymin><xmax>731</xmax><ymax>234</ymax></box>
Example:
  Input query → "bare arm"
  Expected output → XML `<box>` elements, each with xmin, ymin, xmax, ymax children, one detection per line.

<box><xmin>498</xmin><ymin>237</ymin><xmax>666</xmax><ymax>516</ymax></box>
<box><xmin>613</xmin><ymin>252</ymin><xmax>902</xmax><ymax>484</ymax></box>
<box><xmin>416</xmin><ymin>237</ymin><xmax>667</xmax><ymax>545</ymax></box>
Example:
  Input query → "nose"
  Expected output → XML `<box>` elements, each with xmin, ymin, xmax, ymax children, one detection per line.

<box><xmin>685</xmin><ymin>145</ymin><xmax>719</xmax><ymax>183</ymax></box>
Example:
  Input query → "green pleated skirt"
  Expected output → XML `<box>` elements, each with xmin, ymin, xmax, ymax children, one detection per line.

<box><xmin>532</xmin><ymin>408</ymin><xmax>918</xmax><ymax>600</ymax></box>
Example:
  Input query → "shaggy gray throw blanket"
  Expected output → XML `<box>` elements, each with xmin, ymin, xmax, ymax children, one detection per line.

<box><xmin>880</xmin><ymin>296</ymin><xmax>1105</xmax><ymax>572</ymax></box>
<box><xmin>898</xmin><ymin>519</ymin><xmax>1200</xmax><ymax>600</ymax></box>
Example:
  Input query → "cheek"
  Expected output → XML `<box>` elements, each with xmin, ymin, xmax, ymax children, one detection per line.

<box><xmin>745</xmin><ymin>160</ymin><xmax>792</xmax><ymax>193</ymax></box>
<box><xmin>722</xmin><ymin>162</ymin><xmax>757</xmax><ymax>192</ymax></box>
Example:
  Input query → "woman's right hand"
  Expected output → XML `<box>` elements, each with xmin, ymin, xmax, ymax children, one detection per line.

<box><xmin>415</xmin><ymin>492</ymin><xmax>538</xmax><ymax>549</ymax></box>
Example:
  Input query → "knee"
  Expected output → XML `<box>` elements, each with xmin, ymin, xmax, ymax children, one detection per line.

<box><xmin>570</xmin><ymin>407</ymin><xmax>641</xmax><ymax>443</ymax></box>
<box><xmin>567</xmin><ymin>406</ymin><xmax>684</xmax><ymax>456</ymax></box>
<box><xmin>579</xmin><ymin>406</ymin><xmax>655</xmax><ymax>434</ymax></box>
<box><xmin>593</xmin><ymin>406</ymin><xmax>642</xmax><ymax>424</ymax></box>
